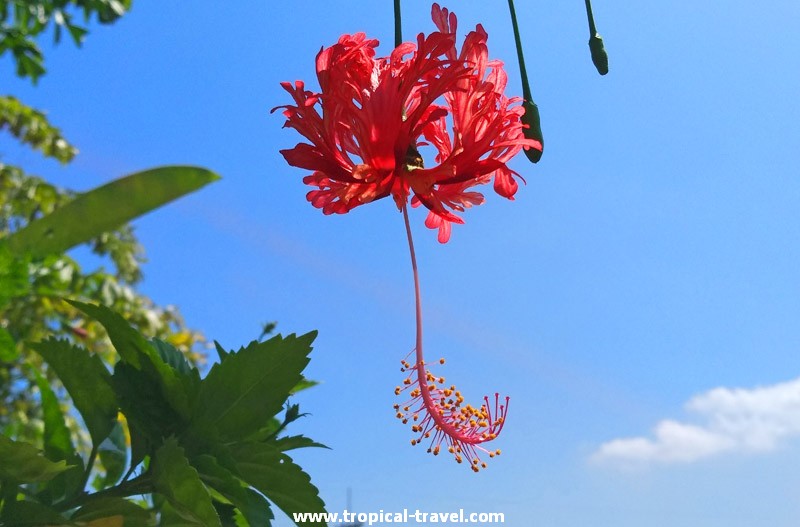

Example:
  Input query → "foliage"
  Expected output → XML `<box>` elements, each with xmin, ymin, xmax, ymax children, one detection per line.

<box><xmin>0</xmin><ymin>96</ymin><xmax>77</xmax><ymax>162</ymax></box>
<box><xmin>0</xmin><ymin>0</ymin><xmax>132</xmax><ymax>82</ymax></box>
<box><xmin>0</xmin><ymin>300</ymin><xmax>326</xmax><ymax>526</ymax></box>
<box><xmin>0</xmin><ymin>158</ymin><xmax>215</xmax><ymax>451</ymax></box>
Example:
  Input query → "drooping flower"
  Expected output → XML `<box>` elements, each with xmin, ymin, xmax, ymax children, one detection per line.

<box><xmin>274</xmin><ymin>3</ymin><xmax>541</xmax><ymax>243</ymax></box>
<box><xmin>275</xmin><ymin>4</ymin><xmax>535</xmax><ymax>471</ymax></box>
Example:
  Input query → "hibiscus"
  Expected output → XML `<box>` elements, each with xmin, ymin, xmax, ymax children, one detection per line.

<box><xmin>275</xmin><ymin>3</ymin><xmax>540</xmax><ymax>243</ymax></box>
<box><xmin>275</xmin><ymin>4</ymin><xmax>536</xmax><ymax>470</ymax></box>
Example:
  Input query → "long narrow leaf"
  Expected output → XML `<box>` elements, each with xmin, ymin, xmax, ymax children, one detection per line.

<box><xmin>2</xmin><ymin>165</ymin><xmax>219</xmax><ymax>258</ymax></box>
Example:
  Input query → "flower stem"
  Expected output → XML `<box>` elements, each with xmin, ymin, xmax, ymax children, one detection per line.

<box><xmin>507</xmin><ymin>0</ymin><xmax>544</xmax><ymax>162</ymax></box>
<box><xmin>393</xmin><ymin>0</ymin><xmax>402</xmax><ymax>47</ymax></box>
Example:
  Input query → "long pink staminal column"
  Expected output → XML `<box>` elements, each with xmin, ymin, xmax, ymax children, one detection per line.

<box><xmin>393</xmin><ymin>204</ymin><xmax>508</xmax><ymax>471</ymax></box>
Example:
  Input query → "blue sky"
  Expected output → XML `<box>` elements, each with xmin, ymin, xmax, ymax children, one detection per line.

<box><xmin>3</xmin><ymin>0</ymin><xmax>800</xmax><ymax>525</ymax></box>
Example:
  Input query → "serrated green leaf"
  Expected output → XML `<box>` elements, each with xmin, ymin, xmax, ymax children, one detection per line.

<box><xmin>70</xmin><ymin>301</ymin><xmax>191</xmax><ymax>418</ymax></box>
<box><xmin>193</xmin><ymin>455</ymin><xmax>273</xmax><ymax>527</ymax></box>
<box><xmin>152</xmin><ymin>438</ymin><xmax>221</xmax><ymax>527</ymax></box>
<box><xmin>71</xmin><ymin>497</ymin><xmax>152</xmax><ymax>526</ymax></box>
<box><xmin>66</xmin><ymin>300</ymin><xmax>144</xmax><ymax>368</ymax></box>
<box><xmin>152</xmin><ymin>338</ymin><xmax>201</xmax><ymax>404</ymax></box>
<box><xmin>213</xmin><ymin>341</ymin><xmax>228</xmax><ymax>363</ymax></box>
<box><xmin>2</xmin><ymin>166</ymin><xmax>219</xmax><ymax>259</ymax></box>
<box><xmin>273</xmin><ymin>435</ymin><xmax>329</xmax><ymax>452</ymax></box>
<box><xmin>213</xmin><ymin>502</ymin><xmax>237</xmax><ymax>527</ymax></box>
<box><xmin>112</xmin><ymin>362</ymin><xmax>184</xmax><ymax>446</ymax></box>
<box><xmin>151</xmin><ymin>339</ymin><xmax>194</xmax><ymax>376</ymax></box>
<box><xmin>0</xmin><ymin>435</ymin><xmax>71</xmax><ymax>483</ymax></box>
<box><xmin>0</xmin><ymin>499</ymin><xmax>69</xmax><ymax>525</ymax></box>
<box><xmin>230</xmin><ymin>441</ymin><xmax>325</xmax><ymax>526</ymax></box>
<box><xmin>192</xmin><ymin>332</ymin><xmax>316</xmax><ymax>442</ymax></box>
<box><xmin>31</xmin><ymin>338</ymin><xmax>118</xmax><ymax>446</ymax></box>
<box><xmin>290</xmin><ymin>377</ymin><xmax>318</xmax><ymax>394</ymax></box>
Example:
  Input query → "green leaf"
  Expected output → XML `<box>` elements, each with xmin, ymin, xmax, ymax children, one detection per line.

<box><xmin>112</xmin><ymin>362</ymin><xmax>184</xmax><ymax>446</ymax></box>
<box><xmin>159</xmin><ymin>501</ymin><xmax>204</xmax><ymax>527</ymax></box>
<box><xmin>213</xmin><ymin>341</ymin><xmax>228</xmax><ymax>363</ymax></box>
<box><xmin>126</xmin><ymin>417</ymin><xmax>150</xmax><ymax>476</ymax></box>
<box><xmin>152</xmin><ymin>338</ymin><xmax>201</xmax><ymax>404</ymax></box>
<box><xmin>193</xmin><ymin>455</ymin><xmax>273</xmax><ymax>527</ymax></box>
<box><xmin>71</xmin><ymin>497</ymin><xmax>152</xmax><ymax>526</ymax></box>
<box><xmin>70</xmin><ymin>300</ymin><xmax>191</xmax><ymax>418</ymax></box>
<box><xmin>0</xmin><ymin>244</ymin><xmax>29</xmax><ymax>310</ymax></box>
<box><xmin>230</xmin><ymin>441</ymin><xmax>325</xmax><ymax>526</ymax></box>
<box><xmin>0</xmin><ymin>95</ymin><xmax>77</xmax><ymax>162</ymax></box>
<box><xmin>66</xmin><ymin>23</ymin><xmax>88</xmax><ymax>46</ymax></box>
<box><xmin>253</xmin><ymin>403</ymin><xmax>307</xmax><ymax>443</ymax></box>
<box><xmin>31</xmin><ymin>368</ymin><xmax>85</xmax><ymax>504</ymax></box>
<box><xmin>31</xmin><ymin>338</ymin><xmax>118</xmax><ymax>447</ymax></box>
<box><xmin>192</xmin><ymin>332</ymin><xmax>316</xmax><ymax>442</ymax></box>
<box><xmin>31</xmin><ymin>369</ymin><xmax>73</xmax><ymax>461</ymax></box>
<box><xmin>2</xmin><ymin>166</ymin><xmax>219</xmax><ymax>258</ymax></box>
<box><xmin>97</xmin><ymin>421</ymin><xmax>127</xmax><ymax>488</ymax></box>
<box><xmin>273</xmin><ymin>435</ymin><xmax>329</xmax><ymax>452</ymax></box>
<box><xmin>290</xmin><ymin>377</ymin><xmax>319</xmax><ymax>394</ymax></box>
<box><xmin>0</xmin><ymin>499</ymin><xmax>68</xmax><ymax>525</ymax></box>
<box><xmin>0</xmin><ymin>435</ymin><xmax>71</xmax><ymax>483</ymax></box>
<box><xmin>0</xmin><ymin>327</ymin><xmax>18</xmax><ymax>362</ymax></box>
<box><xmin>212</xmin><ymin>502</ymin><xmax>237</xmax><ymax>527</ymax></box>
<box><xmin>152</xmin><ymin>438</ymin><xmax>221</xmax><ymax>527</ymax></box>
<box><xmin>152</xmin><ymin>338</ymin><xmax>194</xmax><ymax>376</ymax></box>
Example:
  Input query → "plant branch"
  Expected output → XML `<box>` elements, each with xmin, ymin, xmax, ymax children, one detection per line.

<box><xmin>394</xmin><ymin>0</ymin><xmax>402</xmax><ymax>47</ymax></box>
<box><xmin>55</xmin><ymin>472</ymin><xmax>153</xmax><ymax>512</ymax></box>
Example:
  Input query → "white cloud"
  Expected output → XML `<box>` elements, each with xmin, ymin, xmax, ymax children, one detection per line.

<box><xmin>591</xmin><ymin>376</ymin><xmax>800</xmax><ymax>466</ymax></box>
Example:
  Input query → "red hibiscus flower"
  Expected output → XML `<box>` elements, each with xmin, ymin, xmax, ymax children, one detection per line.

<box><xmin>276</xmin><ymin>4</ymin><xmax>536</xmax><ymax>471</ymax></box>
<box><xmin>275</xmin><ymin>3</ymin><xmax>540</xmax><ymax>243</ymax></box>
